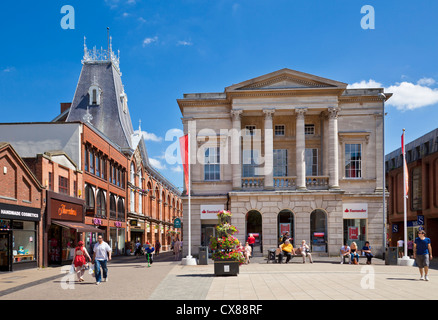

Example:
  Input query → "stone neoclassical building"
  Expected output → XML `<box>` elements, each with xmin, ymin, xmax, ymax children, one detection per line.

<box><xmin>178</xmin><ymin>68</ymin><xmax>392</xmax><ymax>258</ymax></box>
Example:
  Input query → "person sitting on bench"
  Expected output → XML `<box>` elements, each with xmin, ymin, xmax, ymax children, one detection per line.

<box><xmin>278</xmin><ymin>239</ymin><xmax>295</xmax><ymax>264</ymax></box>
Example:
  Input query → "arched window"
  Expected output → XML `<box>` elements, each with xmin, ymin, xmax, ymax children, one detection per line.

<box><xmin>117</xmin><ymin>198</ymin><xmax>125</xmax><ymax>221</ymax></box>
<box><xmin>89</xmin><ymin>85</ymin><xmax>102</xmax><ymax>105</ymax></box>
<box><xmin>138</xmin><ymin>170</ymin><xmax>142</xmax><ymax>214</ymax></box>
<box><xmin>96</xmin><ymin>189</ymin><xmax>106</xmax><ymax>218</ymax></box>
<box><xmin>110</xmin><ymin>194</ymin><xmax>117</xmax><ymax>219</ymax></box>
<box><xmin>310</xmin><ymin>209</ymin><xmax>327</xmax><ymax>253</ymax></box>
<box><xmin>277</xmin><ymin>209</ymin><xmax>294</xmax><ymax>246</ymax></box>
<box><xmin>85</xmin><ymin>185</ymin><xmax>95</xmax><ymax>215</ymax></box>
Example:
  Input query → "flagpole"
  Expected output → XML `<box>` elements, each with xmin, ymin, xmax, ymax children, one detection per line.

<box><xmin>188</xmin><ymin>130</ymin><xmax>192</xmax><ymax>259</ymax></box>
<box><xmin>402</xmin><ymin>128</ymin><xmax>408</xmax><ymax>259</ymax></box>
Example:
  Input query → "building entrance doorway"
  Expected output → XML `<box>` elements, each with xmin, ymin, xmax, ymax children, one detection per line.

<box><xmin>0</xmin><ymin>232</ymin><xmax>11</xmax><ymax>271</ymax></box>
<box><xmin>246</xmin><ymin>210</ymin><xmax>262</xmax><ymax>254</ymax></box>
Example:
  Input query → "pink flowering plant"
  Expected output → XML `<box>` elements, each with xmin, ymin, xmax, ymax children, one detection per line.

<box><xmin>210</xmin><ymin>210</ymin><xmax>245</xmax><ymax>265</ymax></box>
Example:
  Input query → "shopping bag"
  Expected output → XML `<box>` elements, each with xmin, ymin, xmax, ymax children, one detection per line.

<box><xmin>89</xmin><ymin>264</ymin><xmax>95</xmax><ymax>277</ymax></box>
<box><xmin>69</xmin><ymin>264</ymin><xmax>75</xmax><ymax>274</ymax></box>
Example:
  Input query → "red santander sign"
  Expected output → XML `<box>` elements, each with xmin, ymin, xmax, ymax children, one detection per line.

<box><xmin>342</xmin><ymin>203</ymin><xmax>368</xmax><ymax>219</ymax></box>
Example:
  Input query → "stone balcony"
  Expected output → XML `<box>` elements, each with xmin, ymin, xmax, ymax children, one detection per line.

<box><xmin>241</xmin><ymin>175</ymin><xmax>329</xmax><ymax>191</ymax></box>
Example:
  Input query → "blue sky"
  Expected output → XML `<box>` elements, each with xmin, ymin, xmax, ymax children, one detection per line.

<box><xmin>1</xmin><ymin>0</ymin><xmax>438</xmax><ymax>189</ymax></box>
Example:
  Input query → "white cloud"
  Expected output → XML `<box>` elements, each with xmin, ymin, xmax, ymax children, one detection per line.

<box><xmin>143</xmin><ymin>36</ymin><xmax>158</xmax><ymax>47</ymax></box>
<box><xmin>347</xmin><ymin>79</ymin><xmax>383</xmax><ymax>89</ymax></box>
<box><xmin>417</xmin><ymin>77</ymin><xmax>436</xmax><ymax>87</ymax></box>
<box><xmin>177</xmin><ymin>40</ymin><xmax>193</xmax><ymax>46</ymax></box>
<box><xmin>133</xmin><ymin>129</ymin><xmax>162</xmax><ymax>142</ymax></box>
<box><xmin>386</xmin><ymin>82</ymin><xmax>438</xmax><ymax>111</ymax></box>
<box><xmin>348</xmin><ymin>78</ymin><xmax>438</xmax><ymax>111</ymax></box>
<box><xmin>149</xmin><ymin>158</ymin><xmax>167</xmax><ymax>170</ymax></box>
<box><xmin>171</xmin><ymin>166</ymin><xmax>183</xmax><ymax>173</ymax></box>
<box><xmin>3</xmin><ymin>66</ymin><xmax>15</xmax><ymax>73</ymax></box>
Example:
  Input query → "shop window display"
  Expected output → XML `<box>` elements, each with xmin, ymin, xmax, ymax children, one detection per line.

<box><xmin>12</xmin><ymin>221</ymin><xmax>36</xmax><ymax>263</ymax></box>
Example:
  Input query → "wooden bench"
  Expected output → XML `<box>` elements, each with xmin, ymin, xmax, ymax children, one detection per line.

<box><xmin>267</xmin><ymin>248</ymin><xmax>304</xmax><ymax>263</ymax></box>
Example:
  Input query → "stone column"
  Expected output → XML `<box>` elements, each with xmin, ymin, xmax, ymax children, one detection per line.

<box><xmin>231</xmin><ymin>109</ymin><xmax>243</xmax><ymax>190</ymax></box>
<box><xmin>295</xmin><ymin>108</ymin><xmax>307</xmax><ymax>190</ymax></box>
<box><xmin>328</xmin><ymin>106</ymin><xmax>340</xmax><ymax>189</ymax></box>
<box><xmin>263</xmin><ymin>109</ymin><xmax>275</xmax><ymax>190</ymax></box>
<box><xmin>374</xmin><ymin>112</ymin><xmax>384</xmax><ymax>192</ymax></box>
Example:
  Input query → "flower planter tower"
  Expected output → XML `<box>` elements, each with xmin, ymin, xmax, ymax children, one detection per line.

<box><xmin>210</xmin><ymin>210</ymin><xmax>244</xmax><ymax>276</ymax></box>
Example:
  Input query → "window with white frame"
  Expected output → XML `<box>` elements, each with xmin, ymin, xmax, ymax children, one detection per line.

<box><xmin>273</xmin><ymin>149</ymin><xmax>288</xmax><ymax>176</ymax></box>
<box><xmin>274</xmin><ymin>125</ymin><xmax>285</xmax><ymax>136</ymax></box>
<box><xmin>204</xmin><ymin>147</ymin><xmax>220</xmax><ymax>181</ymax></box>
<box><xmin>305</xmin><ymin>148</ymin><xmax>318</xmax><ymax>176</ymax></box>
<box><xmin>304</xmin><ymin>124</ymin><xmax>315</xmax><ymax>135</ymax></box>
<box><xmin>242</xmin><ymin>149</ymin><xmax>261</xmax><ymax>177</ymax></box>
<box><xmin>345</xmin><ymin>144</ymin><xmax>362</xmax><ymax>178</ymax></box>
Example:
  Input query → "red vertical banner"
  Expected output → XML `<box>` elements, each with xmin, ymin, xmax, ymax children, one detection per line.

<box><xmin>179</xmin><ymin>134</ymin><xmax>189</xmax><ymax>194</ymax></box>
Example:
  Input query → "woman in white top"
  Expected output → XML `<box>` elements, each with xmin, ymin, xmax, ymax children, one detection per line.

<box><xmin>300</xmin><ymin>240</ymin><xmax>313</xmax><ymax>264</ymax></box>
<box><xmin>244</xmin><ymin>242</ymin><xmax>252</xmax><ymax>264</ymax></box>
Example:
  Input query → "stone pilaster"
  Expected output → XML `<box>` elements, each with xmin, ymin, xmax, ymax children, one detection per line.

<box><xmin>295</xmin><ymin>108</ymin><xmax>307</xmax><ymax>190</ymax></box>
<box><xmin>263</xmin><ymin>109</ymin><xmax>275</xmax><ymax>190</ymax></box>
<box><xmin>328</xmin><ymin>106</ymin><xmax>340</xmax><ymax>190</ymax></box>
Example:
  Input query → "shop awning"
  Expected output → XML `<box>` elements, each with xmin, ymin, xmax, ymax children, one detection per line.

<box><xmin>52</xmin><ymin>220</ymin><xmax>104</xmax><ymax>233</ymax></box>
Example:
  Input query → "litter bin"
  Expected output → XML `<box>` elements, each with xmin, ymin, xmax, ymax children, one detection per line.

<box><xmin>199</xmin><ymin>246</ymin><xmax>209</xmax><ymax>265</ymax></box>
<box><xmin>385</xmin><ymin>247</ymin><xmax>398</xmax><ymax>265</ymax></box>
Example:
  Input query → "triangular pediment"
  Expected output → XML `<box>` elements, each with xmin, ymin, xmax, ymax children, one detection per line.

<box><xmin>225</xmin><ymin>68</ymin><xmax>347</xmax><ymax>92</ymax></box>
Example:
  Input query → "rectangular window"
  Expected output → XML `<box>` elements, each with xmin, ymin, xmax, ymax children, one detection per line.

<box><xmin>273</xmin><ymin>149</ymin><xmax>288</xmax><ymax>177</ymax></box>
<box><xmin>305</xmin><ymin>148</ymin><xmax>318</xmax><ymax>176</ymax></box>
<box><xmin>48</xmin><ymin>172</ymin><xmax>53</xmax><ymax>191</ymax></box>
<box><xmin>204</xmin><ymin>147</ymin><xmax>220</xmax><ymax>181</ymax></box>
<box><xmin>305</xmin><ymin>124</ymin><xmax>315</xmax><ymax>135</ymax></box>
<box><xmin>274</xmin><ymin>125</ymin><xmax>285</xmax><ymax>136</ymax></box>
<box><xmin>95</xmin><ymin>153</ymin><xmax>100</xmax><ymax>177</ymax></box>
<box><xmin>84</xmin><ymin>148</ymin><xmax>89</xmax><ymax>172</ymax></box>
<box><xmin>242</xmin><ymin>149</ymin><xmax>261</xmax><ymax>177</ymax></box>
<box><xmin>345</xmin><ymin>144</ymin><xmax>362</xmax><ymax>178</ymax></box>
<box><xmin>89</xmin><ymin>151</ymin><xmax>94</xmax><ymax>174</ymax></box>
<box><xmin>101</xmin><ymin>157</ymin><xmax>106</xmax><ymax>180</ymax></box>
<box><xmin>245</xmin><ymin>125</ymin><xmax>256</xmax><ymax>136</ymax></box>
<box><xmin>59</xmin><ymin>176</ymin><xmax>69</xmax><ymax>195</ymax></box>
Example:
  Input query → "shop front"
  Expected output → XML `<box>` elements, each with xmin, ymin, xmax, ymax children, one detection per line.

<box><xmin>0</xmin><ymin>203</ymin><xmax>40</xmax><ymax>271</ymax></box>
<box><xmin>129</xmin><ymin>219</ymin><xmax>145</xmax><ymax>249</ymax></box>
<box><xmin>46</xmin><ymin>191</ymin><xmax>100</xmax><ymax>266</ymax></box>
<box><xmin>109</xmin><ymin>220</ymin><xmax>126</xmax><ymax>256</ymax></box>
<box><xmin>343</xmin><ymin>203</ymin><xmax>368</xmax><ymax>250</ymax></box>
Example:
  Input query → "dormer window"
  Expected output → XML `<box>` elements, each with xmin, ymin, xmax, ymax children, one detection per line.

<box><xmin>120</xmin><ymin>92</ymin><xmax>128</xmax><ymax>113</ymax></box>
<box><xmin>89</xmin><ymin>85</ymin><xmax>102</xmax><ymax>105</ymax></box>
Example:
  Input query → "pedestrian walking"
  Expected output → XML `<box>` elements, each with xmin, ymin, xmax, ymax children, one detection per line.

<box><xmin>397</xmin><ymin>238</ymin><xmax>404</xmax><ymax>258</ymax></box>
<box><xmin>73</xmin><ymin>241</ymin><xmax>92</xmax><ymax>282</ymax></box>
<box><xmin>244</xmin><ymin>242</ymin><xmax>252</xmax><ymax>264</ymax></box>
<box><xmin>173</xmin><ymin>237</ymin><xmax>181</xmax><ymax>261</ymax></box>
<box><xmin>155</xmin><ymin>240</ymin><xmax>161</xmax><ymax>256</ymax></box>
<box><xmin>247</xmin><ymin>234</ymin><xmax>255</xmax><ymax>257</ymax></box>
<box><xmin>134</xmin><ymin>239</ymin><xmax>142</xmax><ymax>258</ymax></box>
<box><xmin>145</xmin><ymin>243</ymin><xmax>155</xmax><ymax>266</ymax></box>
<box><xmin>93</xmin><ymin>235</ymin><xmax>112</xmax><ymax>285</ymax></box>
<box><xmin>414</xmin><ymin>230</ymin><xmax>433</xmax><ymax>281</ymax></box>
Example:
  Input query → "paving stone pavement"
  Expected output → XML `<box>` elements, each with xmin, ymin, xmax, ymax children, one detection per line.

<box><xmin>1</xmin><ymin>253</ymin><xmax>438</xmax><ymax>300</ymax></box>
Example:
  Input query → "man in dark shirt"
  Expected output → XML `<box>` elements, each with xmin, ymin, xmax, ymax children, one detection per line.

<box><xmin>414</xmin><ymin>230</ymin><xmax>433</xmax><ymax>281</ymax></box>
